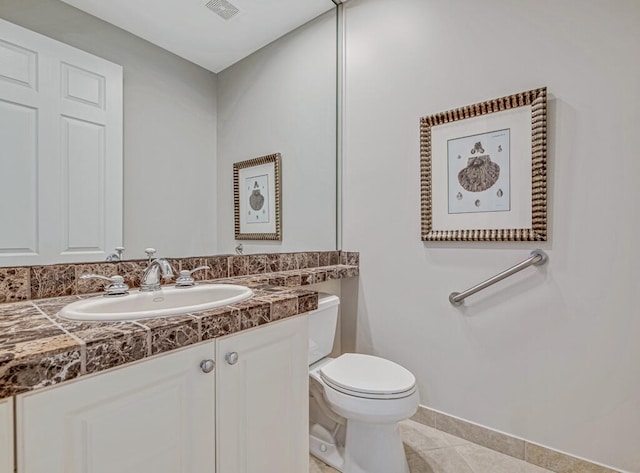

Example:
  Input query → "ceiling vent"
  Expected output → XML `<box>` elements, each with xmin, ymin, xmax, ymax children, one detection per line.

<box><xmin>205</xmin><ymin>0</ymin><xmax>240</xmax><ymax>20</ymax></box>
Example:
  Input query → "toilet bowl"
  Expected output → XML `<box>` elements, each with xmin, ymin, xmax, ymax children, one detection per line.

<box><xmin>308</xmin><ymin>295</ymin><xmax>419</xmax><ymax>473</ymax></box>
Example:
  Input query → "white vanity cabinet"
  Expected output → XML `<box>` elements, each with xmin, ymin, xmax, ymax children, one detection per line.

<box><xmin>216</xmin><ymin>315</ymin><xmax>309</xmax><ymax>473</ymax></box>
<box><xmin>0</xmin><ymin>398</ymin><xmax>13</xmax><ymax>473</ymax></box>
<box><xmin>12</xmin><ymin>314</ymin><xmax>309</xmax><ymax>473</ymax></box>
<box><xmin>15</xmin><ymin>342</ymin><xmax>216</xmax><ymax>473</ymax></box>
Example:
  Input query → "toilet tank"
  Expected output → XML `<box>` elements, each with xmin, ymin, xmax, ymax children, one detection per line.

<box><xmin>308</xmin><ymin>293</ymin><xmax>340</xmax><ymax>366</ymax></box>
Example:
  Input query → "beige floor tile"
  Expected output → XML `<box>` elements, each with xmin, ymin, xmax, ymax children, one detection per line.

<box><xmin>309</xmin><ymin>420</ymin><xmax>556</xmax><ymax>473</ymax></box>
<box><xmin>455</xmin><ymin>443</ymin><xmax>554</xmax><ymax>473</ymax></box>
<box><xmin>407</xmin><ymin>446</ymin><xmax>475</xmax><ymax>473</ymax></box>
<box><xmin>310</xmin><ymin>454</ymin><xmax>339</xmax><ymax>473</ymax></box>
<box><xmin>401</xmin><ymin>419</ymin><xmax>470</xmax><ymax>453</ymax></box>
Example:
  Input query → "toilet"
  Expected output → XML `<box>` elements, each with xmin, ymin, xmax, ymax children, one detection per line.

<box><xmin>308</xmin><ymin>294</ymin><xmax>419</xmax><ymax>473</ymax></box>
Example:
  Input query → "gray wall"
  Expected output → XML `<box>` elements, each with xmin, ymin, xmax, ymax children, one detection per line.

<box><xmin>216</xmin><ymin>11</ymin><xmax>337</xmax><ymax>254</ymax></box>
<box><xmin>342</xmin><ymin>0</ymin><xmax>640</xmax><ymax>471</ymax></box>
<box><xmin>0</xmin><ymin>0</ymin><xmax>218</xmax><ymax>260</ymax></box>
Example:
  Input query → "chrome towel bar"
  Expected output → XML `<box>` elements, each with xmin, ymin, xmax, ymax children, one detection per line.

<box><xmin>449</xmin><ymin>250</ymin><xmax>548</xmax><ymax>306</ymax></box>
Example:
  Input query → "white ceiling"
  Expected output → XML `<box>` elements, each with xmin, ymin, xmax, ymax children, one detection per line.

<box><xmin>60</xmin><ymin>0</ymin><xmax>335</xmax><ymax>73</ymax></box>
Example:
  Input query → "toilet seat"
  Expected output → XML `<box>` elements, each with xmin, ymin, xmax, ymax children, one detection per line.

<box><xmin>319</xmin><ymin>353</ymin><xmax>416</xmax><ymax>400</ymax></box>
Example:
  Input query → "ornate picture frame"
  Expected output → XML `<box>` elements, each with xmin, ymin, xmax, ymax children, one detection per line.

<box><xmin>234</xmin><ymin>153</ymin><xmax>282</xmax><ymax>241</ymax></box>
<box><xmin>420</xmin><ymin>87</ymin><xmax>547</xmax><ymax>241</ymax></box>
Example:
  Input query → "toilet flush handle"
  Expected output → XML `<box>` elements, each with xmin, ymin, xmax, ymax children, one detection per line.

<box><xmin>225</xmin><ymin>352</ymin><xmax>239</xmax><ymax>365</ymax></box>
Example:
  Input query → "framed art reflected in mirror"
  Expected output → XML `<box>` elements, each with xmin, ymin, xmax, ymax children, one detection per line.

<box><xmin>233</xmin><ymin>153</ymin><xmax>282</xmax><ymax>241</ymax></box>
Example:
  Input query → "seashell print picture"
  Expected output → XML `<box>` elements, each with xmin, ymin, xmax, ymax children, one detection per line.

<box><xmin>420</xmin><ymin>87</ymin><xmax>547</xmax><ymax>242</ymax></box>
<box><xmin>447</xmin><ymin>129</ymin><xmax>510</xmax><ymax>214</ymax></box>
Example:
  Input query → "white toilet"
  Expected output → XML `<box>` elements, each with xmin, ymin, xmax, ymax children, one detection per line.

<box><xmin>308</xmin><ymin>294</ymin><xmax>419</xmax><ymax>473</ymax></box>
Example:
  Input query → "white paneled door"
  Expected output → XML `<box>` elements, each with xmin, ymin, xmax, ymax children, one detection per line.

<box><xmin>0</xmin><ymin>18</ymin><xmax>122</xmax><ymax>266</ymax></box>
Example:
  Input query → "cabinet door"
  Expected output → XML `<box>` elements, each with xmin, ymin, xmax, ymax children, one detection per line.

<box><xmin>0</xmin><ymin>398</ymin><xmax>13</xmax><ymax>473</ymax></box>
<box><xmin>16</xmin><ymin>342</ymin><xmax>215</xmax><ymax>473</ymax></box>
<box><xmin>216</xmin><ymin>315</ymin><xmax>308</xmax><ymax>473</ymax></box>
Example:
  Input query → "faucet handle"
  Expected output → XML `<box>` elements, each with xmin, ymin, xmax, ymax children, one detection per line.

<box><xmin>105</xmin><ymin>246</ymin><xmax>125</xmax><ymax>262</ymax></box>
<box><xmin>144</xmin><ymin>247</ymin><xmax>156</xmax><ymax>263</ymax></box>
<box><xmin>175</xmin><ymin>266</ymin><xmax>210</xmax><ymax>287</ymax></box>
<box><xmin>80</xmin><ymin>274</ymin><xmax>129</xmax><ymax>296</ymax></box>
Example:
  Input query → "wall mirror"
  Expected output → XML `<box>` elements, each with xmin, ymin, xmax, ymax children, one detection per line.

<box><xmin>0</xmin><ymin>0</ymin><xmax>338</xmax><ymax>267</ymax></box>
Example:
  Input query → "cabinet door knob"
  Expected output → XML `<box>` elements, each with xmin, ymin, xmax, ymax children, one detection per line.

<box><xmin>225</xmin><ymin>352</ymin><xmax>239</xmax><ymax>365</ymax></box>
<box><xmin>200</xmin><ymin>359</ymin><xmax>215</xmax><ymax>373</ymax></box>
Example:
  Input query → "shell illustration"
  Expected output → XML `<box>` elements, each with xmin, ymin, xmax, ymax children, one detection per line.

<box><xmin>470</xmin><ymin>141</ymin><xmax>485</xmax><ymax>155</ymax></box>
<box><xmin>458</xmin><ymin>156</ymin><xmax>500</xmax><ymax>192</ymax></box>
<box><xmin>249</xmin><ymin>181</ymin><xmax>265</xmax><ymax>211</ymax></box>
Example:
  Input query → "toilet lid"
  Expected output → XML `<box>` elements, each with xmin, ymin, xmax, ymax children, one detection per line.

<box><xmin>319</xmin><ymin>353</ymin><xmax>416</xmax><ymax>399</ymax></box>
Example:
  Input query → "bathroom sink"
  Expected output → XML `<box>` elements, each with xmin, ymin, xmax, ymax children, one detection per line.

<box><xmin>60</xmin><ymin>284</ymin><xmax>253</xmax><ymax>321</ymax></box>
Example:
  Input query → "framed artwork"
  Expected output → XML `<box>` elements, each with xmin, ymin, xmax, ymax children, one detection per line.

<box><xmin>420</xmin><ymin>87</ymin><xmax>547</xmax><ymax>241</ymax></box>
<box><xmin>233</xmin><ymin>153</ymin><xmax>282</xmax><ymax>240</ymax></box>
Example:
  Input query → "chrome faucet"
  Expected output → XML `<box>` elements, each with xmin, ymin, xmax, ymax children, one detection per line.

<box><xmin>140</xmin><ymin>258</ymin><xmax>174</xmax><ymax>292</ymax></box>
<box><xmin>175</xmin><ymin>266</ymin><xmax>210</xmax><ymax>288</ymax></box>
<box><xmin>80</xmin><ymin>274</ymin><xmax>129</xmax><ymax>296</ymax></box>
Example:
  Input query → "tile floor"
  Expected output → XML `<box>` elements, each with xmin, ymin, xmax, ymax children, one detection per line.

<box><xmin>309</xmin><ymin>419</ymin><xmax>554</xmax><ymax>473</ymax></box>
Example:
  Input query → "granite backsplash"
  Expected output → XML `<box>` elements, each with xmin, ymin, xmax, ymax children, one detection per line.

<box><xmin>0</xmin><ymin>251</ymin><xmax>359</xmax><ymax>303</ymax></box>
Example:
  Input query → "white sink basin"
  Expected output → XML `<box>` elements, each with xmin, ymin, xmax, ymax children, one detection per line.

<box><xmin>60</xmin><ymin>284</ymin><xmax>254</xmax><ymax>321</ymax></box>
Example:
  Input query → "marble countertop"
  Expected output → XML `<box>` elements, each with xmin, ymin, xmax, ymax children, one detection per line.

<box><xmin>0</xmin><ymin>264</ymin><xmax>358</xmax><ymax>399</ymax></box>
